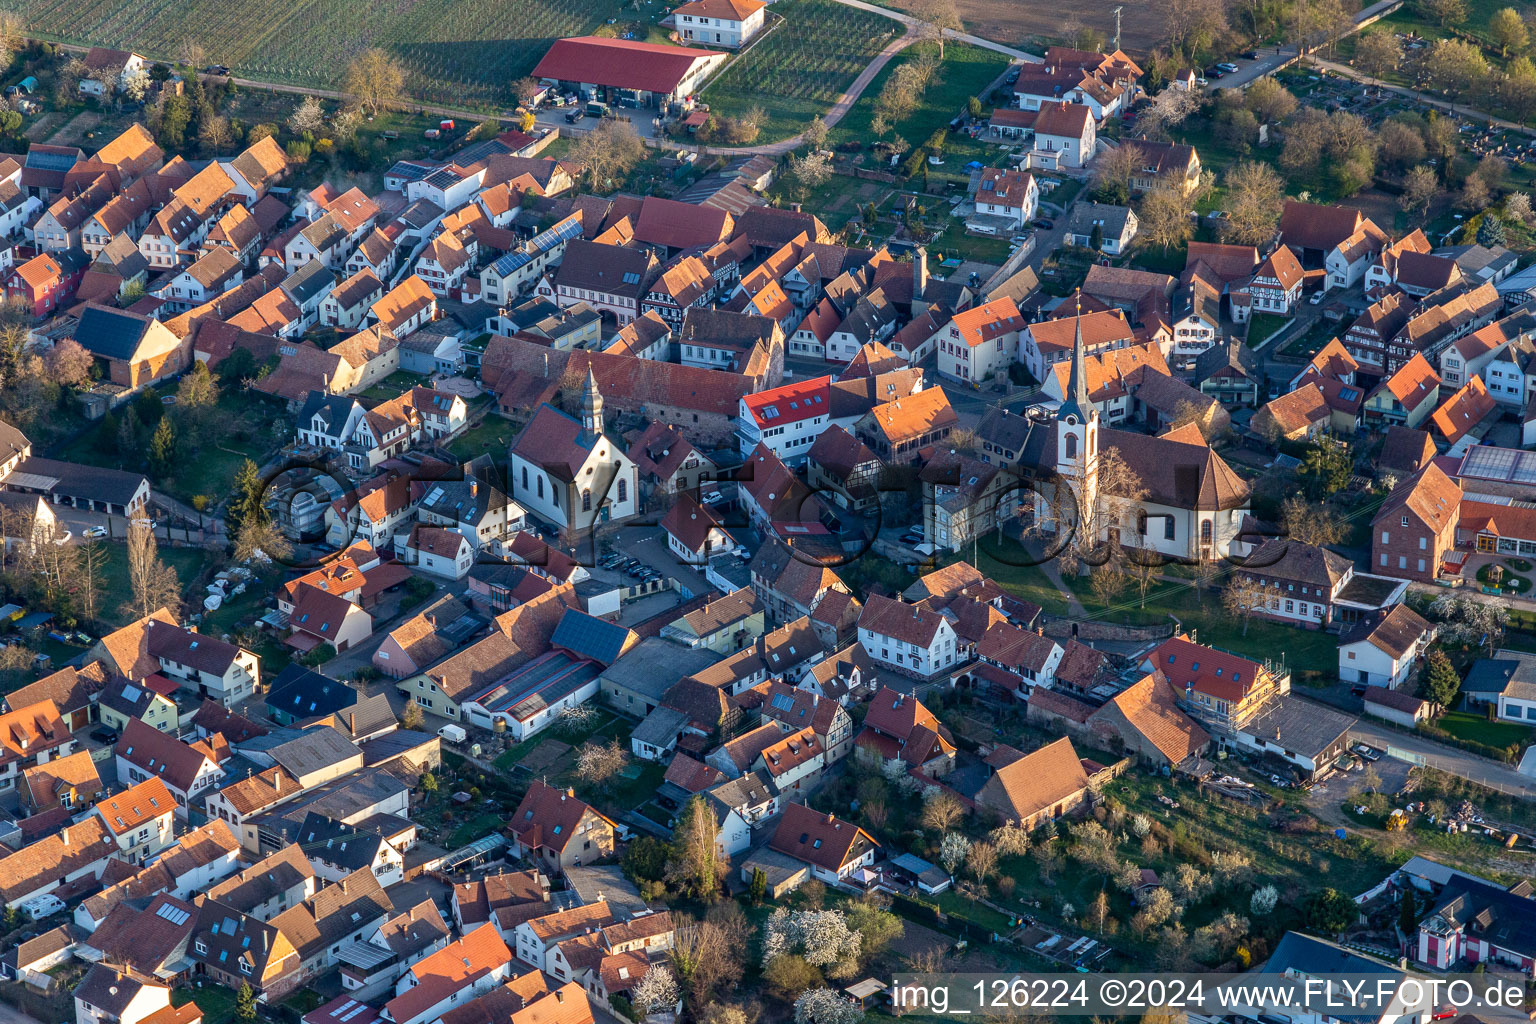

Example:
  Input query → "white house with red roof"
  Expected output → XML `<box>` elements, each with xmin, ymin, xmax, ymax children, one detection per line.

<box><xmin>383</xmin><ymin>925</ymin><xmax>512</xmax><ymax>1024</ymax></box>
<box><xmin>1029</xmin><ymin>101</ymin><xmax>1097</xmax><ymax>168</ymax></box>
<box><xmin>662</xmin><ymin>493</ymin><xmax>734</xmax><ymax>563</ymax></box>
<box><xmin>1244</xmin><ymin>246</ymin><xmax>1305</xmax><ymax>314</ymax></box>
<box><xmin>970</xmin><ymin>167</ymin><xmax>1038</xmax><ymax>230</ymax></box>
<box><xmin>935</xmin><ymin>297</ymin><xmax>1025</xmax><ymax>384</ymax></box>
<box><xmin>857</xmin><ymin>595</ymin><xmax>959</xmax><ymax>677</ymax></box>
<box><xmin>673</xmin><ymin>0</ymin><xmax>768</xmax><ymax>47</ymax></box>
<box><xmin>735</xmin><ymin>375</ymin><xmax>831</xmax><ymax>464</ymax></box>
<box><xmin>767</xmin><ymin>802</ymin><xmax>880</xmax><ymax>885</ymax></box>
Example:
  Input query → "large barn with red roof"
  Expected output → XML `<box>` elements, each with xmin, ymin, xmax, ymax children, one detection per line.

<box><xmin>532</xmin><ymin>37</ymin><xmax>729</xmax><ymax>107</ymax></box>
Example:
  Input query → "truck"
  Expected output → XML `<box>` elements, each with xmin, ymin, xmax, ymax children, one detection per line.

<box><xmin>438</xmin><ymin>723</ymin><xmax>468</xmax><ymax>744</ymax></box>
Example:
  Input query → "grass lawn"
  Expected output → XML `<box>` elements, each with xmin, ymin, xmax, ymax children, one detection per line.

<box><xmin>828</xmin><ymin>41</ymin><xmax>1009</xmax><ymax>152</ymax></box>
<box><xmin>447</xmin><ymin>811</ymin><xmax>506</xmax><ymax>849</ymax></box>
<box><xmin>100</xmin><ymin>544</ymin><xmax>214</xmax><ymax>618</ymax></box>
<box><xmin>445</xmin><ymin>417</ymin><xmax>514</xmax><ymax>463</ymax></box>
<box><xmin>702</xmin><ymin>0</ymin><xmax>900</xmax><ymax>143</ymax></box>
<box><xmin>175</xmin><ymin>985</ymin><xmax>237</xmax><ymax>1024</ymax></box>
<box><xmin>929</xmin><ymin>220</ymin><xmax>1012</xmax><ymax>264</ymax></box>
<box><xmin>1247</xmin><ymin>313</ymin><xmax>1291</xmax><ymax>347</ymax></box>
<box><xmin>357</xmin><ymin>370</ymin><xmax>434</xmax><ymax>404</ymax></box>
<box><xmin>1475</xmin><ymin>563</ymin><xmax>1531</xmax><ymax>593</ymax></box>
<box><xmin>1435</xmin><ymin>711</ymin><xmax>1535</xmax><ymax>751</ymax></box>
<box><xmin>50</xmin><ymin>389</ymin><xmax>282</xmax><ymax>508</ymax></box>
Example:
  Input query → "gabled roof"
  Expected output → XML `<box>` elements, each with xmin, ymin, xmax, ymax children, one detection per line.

<box><xmin>1341</xmin><ymin>604</ymin><xmax>1432</xmax><ymax>659</ymax></box>
<box><xmin>509</xmin><ymin>779</ymin><xmax>610</xmax><ymax>855</ymax></box>
<box><xmin>1280</xmin><ymin>199</ymin><xmax>1364</xmax><ymax>252</ymax></box>
<box><xmin>1429</xmin><ymin>377</ymin><xmax>1496</xmax><ymax>444</ymax></box>
<box><xmin>532</xmin><ymin>37</ymin><xmax>725</xmax><ymax>96</ymax></box>
<box><xmin>1094</xmin><ymin>671</ymin><xmax>1209</xmax><ymax>764</ymax></box>
<box><xmin>768</xmin><ymin>802</ymin><xmax>878</xmax><ymax>872</ymax></box>
<box><xmin>1144</xmin><ymin>634</ymin><xmax>1265</xmax><ymax>703</ymax></box>
<box><xmin>977</xmin><ymin>737</ymin><xmax>1089</xmax><ymax>822</ymax></box>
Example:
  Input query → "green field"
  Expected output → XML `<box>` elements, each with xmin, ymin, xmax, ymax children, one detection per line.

<box><xmin>702</xmin><ymin>0</ymin><xmax>900</xmax><ymax>142</ymax></box>
<box><xmin>0</xmin><ymin>0</ymin><xmax>636</xmax><ymax>107</ymax></box>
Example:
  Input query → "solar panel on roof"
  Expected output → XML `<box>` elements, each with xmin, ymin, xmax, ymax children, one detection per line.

<box><xmin>121</xmin><ymin>684</ymin><xmax>141</xmax><ymax>702</ymax></box>
<box><xmin>155</xmin><ymin>902</ymin><xmax>191</xmax><ymax>925</ymax></box>
<box><xmin>28</xmin><ymin>150</ymin><xmax>76</xmax><ymax>171</ymax></box>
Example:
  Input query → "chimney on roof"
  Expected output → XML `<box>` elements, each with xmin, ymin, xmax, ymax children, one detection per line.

<box><xmin>913</xmin><ymin>247</ymin><xmax>929</xmax><ymax>297</ymax></box>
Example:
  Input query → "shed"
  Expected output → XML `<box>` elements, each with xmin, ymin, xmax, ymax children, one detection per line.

<box><xmin>887</xmin><ymin>852</ymin><xmax>952</xmax><ymax>894</ymax></box>
<box><xmin>1361</xmin><ymin>685</ymin><xmax>1431</xmax><ymax>728</ymax></box>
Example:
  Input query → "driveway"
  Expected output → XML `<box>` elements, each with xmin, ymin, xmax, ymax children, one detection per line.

<box><xmin>1344</xmin><ymin>716</ymin><xmax>1536</xmax><ymax>798</ymax></box>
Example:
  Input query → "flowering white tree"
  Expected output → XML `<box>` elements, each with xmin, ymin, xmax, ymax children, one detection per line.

<box><xmin>118</xmin><ymin>67</ymin><xmax>150</xmax><ymax>102</ymax></box>
<box><xmin>1130</xmin><ymin>814</ymin><xmax>1153</xmax><ymax>838</ymax></box>
<box><xmin>763</xmin><ymin>908</ymin><xmax>862</xmax><ymax>971</ymax></box>
<box><xmin>1250</xmin><ymin>885</ymin><xmax>1279</xmax><ymax>916</ymax></box>
<box><xmin>630</xmin><ymin>965</ymin><xmax>680</xmax><ymax>1017</ymax></box>
<box><xmin>793</xmin><ymin>988</ymin><xmax>865</xmax><ymax>1024</ymax></box>
<box><xmin>989</xmin><ymin>819</ymin><xmax>1031</xmax><ymax>857</ymax></box>
<box><xmin>939</xmin><ymin>832</ymin><xmax>970</xmax><ymax>875</ymax></box>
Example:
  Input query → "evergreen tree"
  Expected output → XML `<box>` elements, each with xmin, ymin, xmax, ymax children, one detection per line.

<box><xmin>149</xmin><ymin>416</ymin><xmax>176</xmax><ymax>475</ymax></box>
<box><xmin>1420</xmin><ymin>650</ymin><xmax>1462</xmax><ymax>708</ymax></box>
<box><xmin>235</xmin><ymin>982</ymin><xmax>257</xmax><ymax>1024</ymax></box>
<box><xmin>1477</xmin><ymin>213</ymin><xmax>1506</xmax><ymax>246</ymax></box>
<box><xmin>228</xmin><ymin>458</ymin><xmax>265</xmax><ymax>534</ymax></box>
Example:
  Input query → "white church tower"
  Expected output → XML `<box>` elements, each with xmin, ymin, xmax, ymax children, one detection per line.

<box><xmin>1055</xmin><ymin>293</ymin><xmax>1099</xmax><ymax>531</ymax></box>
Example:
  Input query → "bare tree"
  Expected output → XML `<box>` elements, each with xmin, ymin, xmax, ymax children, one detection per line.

<box><xmin>1222</xmin><ymin>162</ymin><xmax>1285</xmax><ymax>246</ymax></box>
<box><xmin>0</xmin><ymin>12</ymin><xmax>26</xmax><ymax>61</ymax></box>
<box><xmin>178</xmin><ymin>38</ymin><xmax>206</xmax><ymax>70</ymax></box>
<box><xmin>1400</xmin><ymin>165</ymin><xmax>1440</xmax><ymax>214</ymax></box>
<box><xmin>1353</xmin><ymin>30</ymin><xmax>1402</xmax><ymax>84</ymax></box>
<box><xmin>1125</xmin><ymin>548</ymin><xmax>1161</xmax><ymax>609</ymax></box>
<box><xmin>199</xmin><ymin>114</ymin><xmax>234</xmax><ymax>154</ymax></box>
<box><xmin>575</xmin><ymin>738</ymin><xmax>628</xmax><ymax>790</ymax></box>
<box><xmin>1221</xmin><ymin>574</ymin><xmax>1268</xmax><ymax>636</ymax></box>
<box><xmin>74</xmin><ymin>538</ymin><xmax>107</xmax><ymax>624</ymax></box>
<box><xmin>908</xmin><ymin>0</ymin><xmax>962</xmax><ymax>57</ymax></box>
<box><xmin>232</xmin><ymin>517</ymin><xmax>292</xmax><ymax>565</ymax></box>
<box><xmin>1090</xmin><ymin>561</ymin><xmax>1127</xmax><ymax>608</ymax></box>
<box><xmin>1093</xmin><ymin>143</ymin><xmax>1143</xmax><ymax>205</ymax></box>
<box><xmin>968</xmin><ymin>840</ymin><xmax>998</xmax><ymax>884</ymax></box>
<box><xmin>1281</xmin><ymin>496</ymin><xmax>1346</xmax><ymax>546</ymax></box>
<box><xmin>571</xmin><ymin>119</ymin><xmax>646</xmax><ymax>188</ymax></box>
<box><xmin>45</xmin><ymin>338</ymin><xmax>94</xmax><ymax>389</ymax></box>
<box><xmin>343</xmin><ymin>48</ymin><xmax>406</xmax><ymax>115</ymax></box>
<box><xmin>667</xmin><ymin>796</ymin><xmax>727</xmax><ymax>899</ymax></box>
<box><xmin>920</xmin><ymin>790</ymin><xmax>964</xmax><ymax>833</ymax></box>
<box><xmin>125</xmin><ymin>520</ymin><xmax>181</xmax><ymax>620</ymax></box>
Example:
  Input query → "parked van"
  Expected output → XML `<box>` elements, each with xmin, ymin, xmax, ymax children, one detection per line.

<box><xmin>437</xmin><ymin>724</ymin><xmax>467</xmax><ymax>744</ymax></box>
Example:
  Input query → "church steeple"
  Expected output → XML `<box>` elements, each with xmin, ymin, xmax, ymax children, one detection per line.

<box><xmin>1054</xmin><ymin>290</ymin><xmax>1099</xmax><ymax>522</ymax></box>
<box><xmin>1058</xmin><ymin>291</ymin><xmax>1092</xmax><ymax>424</ymax></box>
<box><xmin>580</xmin><ymin>365</ymin><xmax>603</xmax><ymax>435</ymax></box>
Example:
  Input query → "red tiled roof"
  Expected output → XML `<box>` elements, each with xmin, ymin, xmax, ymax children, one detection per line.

<box><xmin>533</xmin><ymin>37</ymin><xmax>724</xmax><ymax>96</ymax></box>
